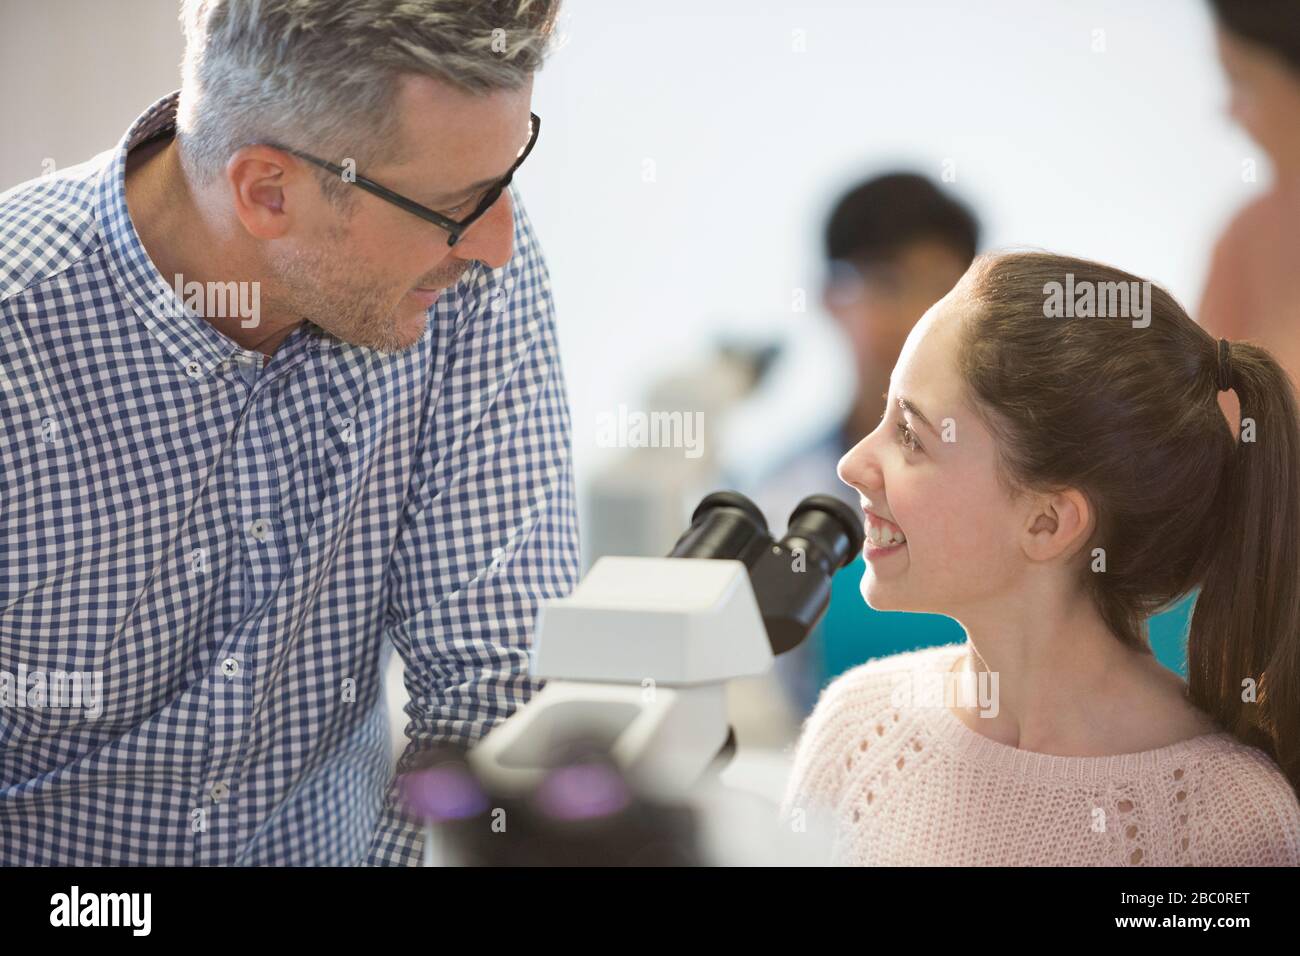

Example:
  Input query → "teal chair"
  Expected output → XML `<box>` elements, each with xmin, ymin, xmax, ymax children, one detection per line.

<box><xmin>816</xmin><ymin>555</ymin><xmax>1198</xmax><ymax>696</ymax></box>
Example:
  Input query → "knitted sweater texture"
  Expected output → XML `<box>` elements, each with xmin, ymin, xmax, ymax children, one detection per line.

<box><xmin>780</xmin><ymin>642</ymin><xmax>1300</xmax><ymax>866</ymax></box>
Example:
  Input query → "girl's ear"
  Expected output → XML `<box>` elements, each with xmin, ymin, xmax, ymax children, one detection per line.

<box><xmin>1022</xmin><ymin>488</ymin><xmax>1092</xmax><ymax>563</ymax></box>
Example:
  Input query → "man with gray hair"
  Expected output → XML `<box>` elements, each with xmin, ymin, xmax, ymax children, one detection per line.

<box><xmin>0</xmin><ymin>0</ymin><xmax>576</xmax><ymax>866</ymax></box>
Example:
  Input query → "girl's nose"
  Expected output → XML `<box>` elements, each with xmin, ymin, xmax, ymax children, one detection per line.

<box><xmin>837</xmin><ymin>425</ymin><xmax>884</xmax><ymax>497</ymax></box>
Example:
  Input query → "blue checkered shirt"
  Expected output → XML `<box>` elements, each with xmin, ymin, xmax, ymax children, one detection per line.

<box><xmin>0</xmin><ymin>92</ymin><xmax>580</xmax><ymax>865</ymax></box>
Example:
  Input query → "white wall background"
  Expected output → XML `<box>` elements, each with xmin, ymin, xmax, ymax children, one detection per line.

<box><xmin>0</xmin><ymin>0</ymin><xmax>187</xmax><ymax>183</ymax></box>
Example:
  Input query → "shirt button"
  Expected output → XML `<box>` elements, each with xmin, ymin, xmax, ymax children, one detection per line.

<box><xmin>249</xmin><ymin>518</ymin><xmax>269</xmax><ymax>542</ymax></box>
<box><xmin>221</xmin><ymin>657</ymin><xmax>240</xmax><ymax>679</ymax></box>
<box><xmin>210</xmin><ymin>782</ymin><xmax>230</xmax><ymax>803</ymax></box>
<box><xmin>186</xmin><ymin>361</ymin><xmax>203</xmax><ymax>378</ymax></box>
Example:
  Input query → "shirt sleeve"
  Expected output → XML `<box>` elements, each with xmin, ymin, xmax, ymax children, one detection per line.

<box><xmin>362</xmin><ymin>194</ymin><xmax>581</xmax><ymax>866</ymax></box>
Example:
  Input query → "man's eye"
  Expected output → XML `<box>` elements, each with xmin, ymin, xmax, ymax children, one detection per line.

<box><xmin>440</xmin><ymin>186</ymin><xmax>492</xmax><ymax>219</ymax></box>
<box><xmin>896</xmin><ymin>420</ymin><xmax>920</xmax><ymax>452</ymax></box>
<box><xmin>436</xmin><ymin>193</ymin><xmax>477</xmax><ymax>217</ymax></box>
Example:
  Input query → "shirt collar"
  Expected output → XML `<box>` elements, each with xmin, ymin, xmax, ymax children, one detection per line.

<box><xmin>92</xmin><ymin>90</ymin><xmax>325</xmax><ymax>380</ymax></box>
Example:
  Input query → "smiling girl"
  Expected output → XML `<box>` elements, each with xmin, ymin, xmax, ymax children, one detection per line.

<box><xmin>780</xmin><ymin>251</ymin><xmax>1300</xmax><ymax>866</ymax></box>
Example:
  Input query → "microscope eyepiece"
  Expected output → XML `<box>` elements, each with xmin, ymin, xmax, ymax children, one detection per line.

<box><xmin>670</xmin><ymin>491</ymin><xmax>866</xmax><ymax>655</ymax></box>
<box><xmin>668</xmin><ymin>490</ymin><xmax>770</xmax><ymax>566</ymax></box>
<box><xmin>781</xmin><ymin>493</ymin><xmax>865</xmax><ymax>575</ymax></box>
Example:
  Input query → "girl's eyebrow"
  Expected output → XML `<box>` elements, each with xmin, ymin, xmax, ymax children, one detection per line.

<box><xmin>898</xmin><ymin>396</ymin><xmax>937</xmax><ymax>434</ymax></box>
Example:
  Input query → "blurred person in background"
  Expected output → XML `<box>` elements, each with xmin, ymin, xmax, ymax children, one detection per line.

<box><xmin>749</xmin><ymin>173</ymin><xmax>978</xmax><ymax>720</ymax></box>
<box><xmin>1200</xmin><ymin>0</ymin><xmax>1300</xmax><ymax>393</ymax></box>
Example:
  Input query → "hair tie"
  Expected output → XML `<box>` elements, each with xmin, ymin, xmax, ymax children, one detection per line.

<box><xmin>1216</xmin><ymin>338</ymin><xmax>1233</xmax><ymax>392</ymax></box>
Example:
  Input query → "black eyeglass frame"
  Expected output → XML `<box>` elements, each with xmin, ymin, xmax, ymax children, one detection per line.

<box><xmin>277</xmin><ymin>112</ymin><xmax>540</xmax><ymax>247</ymax></box>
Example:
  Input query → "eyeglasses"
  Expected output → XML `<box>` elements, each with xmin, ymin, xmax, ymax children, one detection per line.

<box><xmin>278</xmin><ymin>112</ymin><xmax>540</xmax><ymax>247</ymax></box>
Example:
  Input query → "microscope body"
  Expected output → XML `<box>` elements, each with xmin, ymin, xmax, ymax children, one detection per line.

<box><xmin>469</xmin><ymin>555</ymin><xmax>771</xmax><ymax>800</ymax></box>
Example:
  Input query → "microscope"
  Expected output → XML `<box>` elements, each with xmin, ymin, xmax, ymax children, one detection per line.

<box><xmin>402</xmin><ymin>490</ymin><xmax>864</xmax><ymax>864</ymax></box>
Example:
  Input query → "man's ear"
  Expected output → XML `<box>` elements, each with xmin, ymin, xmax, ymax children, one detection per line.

<box><xmin>1022</xmin><ymin>487</ymin><xmax>1092</xmax><ymax>563</ymax></box>
<box><xmin>224</xmin><ymin>145</ymin><xmax>300</xmax><ymax>240</ymax></box>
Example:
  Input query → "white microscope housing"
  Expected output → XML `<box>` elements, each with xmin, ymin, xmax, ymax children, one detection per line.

<box><xmin>469</xmin><ymin>554</ymin><xmax>772</xmax><ymax>799</ymax></box>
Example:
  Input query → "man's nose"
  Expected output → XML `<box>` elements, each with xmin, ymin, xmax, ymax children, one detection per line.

<box><xmin>450</xmin><ymin>189</ymin><xmax>514</xmax><ymax>270</ymax></box>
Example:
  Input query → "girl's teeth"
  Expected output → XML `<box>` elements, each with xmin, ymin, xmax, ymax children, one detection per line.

<box><xmin>868</xmin><ymin>523</ymin><xmax>906</xmax><ymax>546</ymax></box>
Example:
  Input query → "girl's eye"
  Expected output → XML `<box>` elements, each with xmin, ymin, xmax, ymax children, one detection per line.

<box><xmin>896</xmin><ymin>420</ymin><xmax>920</xmax><ymax>452</ymax></box>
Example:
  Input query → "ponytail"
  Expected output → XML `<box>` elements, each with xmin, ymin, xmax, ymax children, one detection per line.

<box><xmin>1187</xmin><ymin>340</ymin><xmax>1300</xmax><ymax>794</ymax></box>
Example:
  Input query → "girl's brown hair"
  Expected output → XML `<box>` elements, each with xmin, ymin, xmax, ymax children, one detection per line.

<box><xmin>957</xmin><ymin>251</ymin><xmax>1300</xmax><ymax>793</ymax></box>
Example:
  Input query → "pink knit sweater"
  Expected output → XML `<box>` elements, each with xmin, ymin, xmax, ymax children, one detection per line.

<box><xmin>780</xmin><ymin>642</ymin><xmax>1300</xmax><ymax>866</ymax></box>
